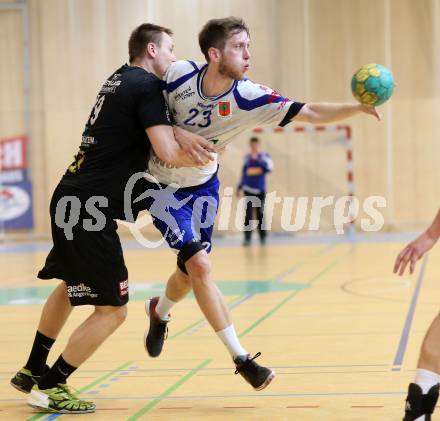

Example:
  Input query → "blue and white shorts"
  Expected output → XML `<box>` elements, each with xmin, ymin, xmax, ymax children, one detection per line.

<box><xmin>138</xmin><ymin>174</ymin><xmax>220</xmax><ymax>254</ymax></box>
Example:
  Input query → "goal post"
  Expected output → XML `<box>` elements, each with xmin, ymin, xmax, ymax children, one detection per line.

<box><xmin>218</xmin><ymin>124</ymin><xmax>356</xmax><ymax>236</ymax></box>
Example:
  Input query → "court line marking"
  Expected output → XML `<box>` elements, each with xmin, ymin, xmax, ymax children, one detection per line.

<box><xmin>126</xmin><ymin>359</ymin><xmax>211</xmax><ymax>420</ymax></box>
<box><xmin>121</xmin><ymin>246</ymin><xmax>347</xmax><ymax>417</ymax></box>
<box><xmin>341</xmin><ymin>276</ymin><xmax>411</xmax><ymax>303</ymax></box>
<box><xmin>38</xmin><ymin>390</ymin><xmax>403</xmax><ymax>401</ymax></box>
<box><xmin>168</xmin><ymin>295</ymin><xmax>244</xmax><ymax>339</ymax></box>
<box><xmin>270</xmin><ymin>243</ymin><xmax>335</xmax><ymax>281</ymax></box>
<box><xmin>239</xmin><ymin>249</ymin><xmax>348</xmax><ymax>338</ymax></box>
<box><xmin>27</xmin><ymin>361</ymin><xmax>134</xmax><ymax>421</ymax></box>
<box><xmin>0</xmin><ymin>244</ymin><xmax>334</xmax><ymax>309</ymax></box>
<box><xmin>121</xmin><ymin>246</ymin><xmax>340</xmax><ymax>418</ymax></box>
<box><xmin>149</xmin><ymin>390</ymin><xmax>405</xmax><ymax>398</ymax></box>
<box><xmin>392</xmin><ymin>255</ymin><xmax>429</xmax><ymax>368</ymax></box>
<box><xmin>17</xmin><ymin>242</ymin><xmax>359</xmax><ymax>418</ymax></box>
<box><xmin>182</xmin><ymin>244</ymin><xmax>335</xmax><ymax>336</ymax></box>
<box><xmin>0</xmin><ymin>231</ymin><xmax>422</xmax><ymax>254</ymax></box>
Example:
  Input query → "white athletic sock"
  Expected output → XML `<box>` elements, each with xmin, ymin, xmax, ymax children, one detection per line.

<box><xmin>155</xmin><ymin>295</ymin><xmax>176</xmax><ymax>321</ymax></box>
<box><xmin>216</xmin><ymin>325</ymin><xmax>247</xmax><ymax>359</ymax></box>
<box><xmin>415</xmin><ymin>368</ymin><xmax>440</xmax><ymax>394</ymax></box>
<box><xmin>414</xmin><ymin>369</ymin><xmax>440</xmax><ymax>421</ymax></box>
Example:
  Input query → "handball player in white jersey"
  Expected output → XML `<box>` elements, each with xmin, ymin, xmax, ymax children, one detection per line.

<box><xmin>142</xmin><ymin>16</ymin><xmax>380</xmax><ymax>391</ymax></box>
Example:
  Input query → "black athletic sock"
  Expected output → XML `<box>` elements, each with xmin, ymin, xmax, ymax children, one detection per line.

<box><xmin>37</xmin><ymin>355</ymin><xmax>77</xmax><ymax>390</ymax></box>
<box><xmin>24</xmin><ymin>331</ymin><xmax>55</xmax><ymax>375</ymax></box>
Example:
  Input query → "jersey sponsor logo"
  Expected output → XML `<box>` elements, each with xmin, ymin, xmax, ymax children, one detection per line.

<box><xmin>99</xmin><ymin>74</ymin><xmax>122</xmax><ymax>94</ymax></box>
<box><xmin>197</xmin><ymin>102</ymin><xmax>214</xmax><ymax>110</ymax></box>
<box><xmin>218</xmin><ymin>101</ymin><xmax>232</xmax><ymax>118</ymax></box>
<box><xmin>81</xmin><ymin>135</ymin><xmax>96</xmax><ymax>147</ymax></box>
<box><xmin>100</xmin><ymin>85</ymin><xmax>117</xmax><ymax>94</ymax></box>
<box><xmin>67</xmin><ymin>150</ymin><xmax>85</xmax><ymax>174</ymax></box>
<box><xmin>151</xmin><ymin>153</ymin><xmax>181</xmax><ymax>169</ymax></box>
<box><xmin>67</xmin><ymin>283</ymin><xmax>98</xmax><ymax>299</ymax></box>
<box><xmin>166</xmin><ymin>228</ymin><xmax>186</xmax><ymax>246</ymax></box>
<box><xmin>174</xmin><ymin>86</ymin><xmax>195</xmax><ymax>102</ymax></box>
<box><xmin>119</xmin><ymin>279</ymin><xmax>129</xmax><ymax>297</ymax></box>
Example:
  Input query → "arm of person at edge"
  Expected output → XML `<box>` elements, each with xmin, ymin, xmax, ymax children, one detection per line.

<box><xmin>146</xmin><ymin>125</ymin><xmax>216</xmax><ymax>167</ymax></box>
<box><xmin>393</xmin><ymin>209</ymin><xmax>440</xmax><ymax>276</ymax></box>
<box><xmin>293</xmin><ymin>102</ymin><xmax>381</xmax><ymax>124</ymax></box>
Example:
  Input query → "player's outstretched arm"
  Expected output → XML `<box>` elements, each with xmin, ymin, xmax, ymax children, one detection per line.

<box><xmin>294</xmin><ymin>103</ymin><xmax>381</xmax><ymax>124</ymax></box>
<box><xmin>146</xmin><ymin>125</ymin><xmax>213</xmax><ymax>167</ymax></box>
<box><xmin>394</xmin><ymin>209</ymin><xmax>440</xmax><ymax>276</ymax></box>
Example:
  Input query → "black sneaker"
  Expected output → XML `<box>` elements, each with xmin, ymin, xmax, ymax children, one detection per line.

<box><xmin>403</xmin><ymin>383</ymin><xmax>439</xmax><ymax>421</ymax></box>
<box><xmin>144</xmin><ymin>297</ymin><xmax>169</xmax><ymax>358</ymax></box>
<box><xmin>234</xmin><ymin>352</ymin><xmax>275</xmax><ymax>391</ymax></box>
<box><xmin>10</xmin><ymin>365</ymin><xmax>50</xmax><ymax>394</ymax></box>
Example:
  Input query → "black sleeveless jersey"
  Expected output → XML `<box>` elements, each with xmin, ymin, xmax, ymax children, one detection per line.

<box><xmin>61</xmin><ymin>64</ymin><xmax>170</xmax><ymax>218</ymax></box>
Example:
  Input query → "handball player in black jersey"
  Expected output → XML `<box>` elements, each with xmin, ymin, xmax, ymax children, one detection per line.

<box><xmin>10</xmin><ymin>23</ymin><xmax>214</xmax><ymax>414</ymax></box>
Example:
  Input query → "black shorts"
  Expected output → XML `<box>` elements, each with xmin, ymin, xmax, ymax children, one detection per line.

<box><xmin>38</xmin><ymin>184</ymin><xmax>129</xmax><ymax>306</ymax></box>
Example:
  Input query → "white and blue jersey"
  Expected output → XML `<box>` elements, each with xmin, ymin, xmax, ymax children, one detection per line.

<box><xmin>145</xmin><ymin>60</ymin><xmax>304</xmax><ymax>253</ymax></box>
<box><xmin>148</xmin><ymin>60</ymin><xmax>304</xmax><ymax>187</ymax></box>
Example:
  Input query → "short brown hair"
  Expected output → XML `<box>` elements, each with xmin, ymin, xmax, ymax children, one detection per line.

<box><xmin>128</xmin><ymin>23</ymin><xmax>173</xmax><ymax>63</ymax></box>
<box><xmin>198</xmin><ymin>17</ymin><xmax>249</xmax><ymax>61</ymax></box>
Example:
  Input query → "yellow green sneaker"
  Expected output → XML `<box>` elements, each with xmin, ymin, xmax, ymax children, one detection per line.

<box><xmin>10</xmin><ymin>365</ymin><xmax>49</xmax><ymax>394</ymax></box>
<box><xmin>27</xmin><ymin>383</ymin><xmax>96</xmax><ymax>414</ymax></box>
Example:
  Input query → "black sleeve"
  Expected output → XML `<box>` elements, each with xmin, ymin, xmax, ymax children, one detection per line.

<box><xmin>279</xmin><ymin>102</ymin><xmax>306</xmax><ymax>127</ymax></box>
<box><xmin>138</xmin><ymin>78</ymin><xmax>172</xmax><ymax>129</ymax></box>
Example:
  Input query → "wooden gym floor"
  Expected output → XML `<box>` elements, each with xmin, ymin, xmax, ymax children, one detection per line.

<box><xmin>1</xmin><ymin>233</ymin><xmax>439</xmax><ymax>420</ymax></box>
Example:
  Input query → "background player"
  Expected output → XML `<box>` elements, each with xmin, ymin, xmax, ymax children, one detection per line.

<box><xmin>237</xmin><ymin>136</ymin><xmax>273</xmax><ymax>246</ymax></box>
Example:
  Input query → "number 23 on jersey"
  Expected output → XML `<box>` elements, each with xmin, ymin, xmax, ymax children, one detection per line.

<box><xmin>183</xmin><ymin>107</ymin><xmax>212</xmax><ymax>128</ymax></box>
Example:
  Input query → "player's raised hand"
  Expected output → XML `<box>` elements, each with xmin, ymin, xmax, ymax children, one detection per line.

<box><xmin>173</xmin><ymin>126</ymin><xmax>216</xmax><ymax>165</ymax></box>
<box><xmin>393</xmin><ymin>231</ymin><xmax>438</xmax><ymax>276</ymax></box>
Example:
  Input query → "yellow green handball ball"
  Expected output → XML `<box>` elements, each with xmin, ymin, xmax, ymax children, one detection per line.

<box><xmin>351</xmin><ymin>63</ymin><xmax>395</xmax><ymax>106</ymax></box>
